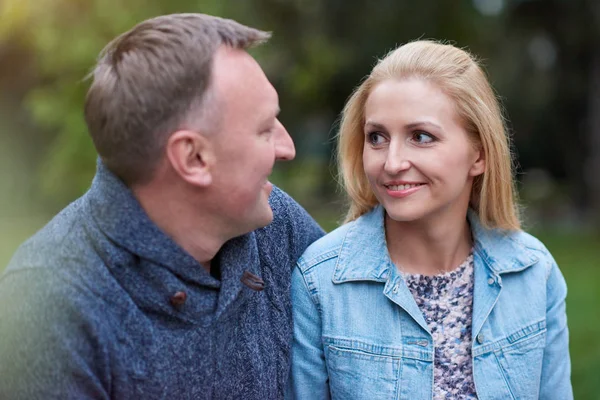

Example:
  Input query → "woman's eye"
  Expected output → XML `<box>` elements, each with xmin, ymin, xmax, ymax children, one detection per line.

<box><xmin>367</xmin><ymin>132</ymin><xmax>386</xmax><ymax>145</ymax></box>
<box><xmin>412</xmin><ymin>131</ymin><xmax>435</xmax><ymax>144</ymax></box>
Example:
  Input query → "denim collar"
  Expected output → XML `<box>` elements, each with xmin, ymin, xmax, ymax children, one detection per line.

<box><xmin>333</xmin><ymin>205</ymin><xmax>538</xmax><ymax>283</ymax></box>
<box><xmin>467</xmin><ymin>208</ymin><xmax>539</xmax><ymax>274</ymax></box>
<box><xmin>332</xmin><ymin>206</ymin><xmax>390</xmax><ymax>284</ymax></box>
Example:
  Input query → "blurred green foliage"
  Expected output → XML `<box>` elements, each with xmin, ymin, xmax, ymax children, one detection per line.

<box><xmin>10</xmin><ymin>0</ymin><xmax>228</xmax><ymax>203</ymax></box>
<box><xmin>3</xmin><ymin>0</ymin><xmax>598</xmax><ymax>219</ymax></box>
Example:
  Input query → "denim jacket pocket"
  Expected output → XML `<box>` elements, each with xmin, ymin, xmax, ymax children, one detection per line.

<box><xmin>324</xmin><ymin>338</ymin><xmax>400</xmax><ymax>400</ymax></box>
<box><xmin>493</xmin><ymin>321</ymin><xmax>547</xmax><ymax>400</ymax></box>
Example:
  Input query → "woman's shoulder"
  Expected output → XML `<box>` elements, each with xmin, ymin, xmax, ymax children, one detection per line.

<box><xmin>296</xmin><ymin>220</ymin><xmax>355</xmax><ymax>274</ymax></box>
<box><xmin>477</xmin><ymin>226</ymin><xmax>558</xmax><ymax>279</ymax></box>
<box><xmin>510</xmin><ymin>230</ymin><xmax>559</xmax><ymax>277</ymax></box>
<box><xmin>502</xmin><ymin>229</ymin><xmax>555</xmax><ymax>263</ymax></box>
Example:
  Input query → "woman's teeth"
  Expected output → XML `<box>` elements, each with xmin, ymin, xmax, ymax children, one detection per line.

<box><xmin>387</xmin><ymin>183</ymin><xmax>422</xmax><ymax>191</ymax></box>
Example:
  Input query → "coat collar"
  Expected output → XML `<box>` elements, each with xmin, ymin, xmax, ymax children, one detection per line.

<box><xmin>332</xmin><ymin>205</ymin><xmax>538</xmax><ymax>283</ymax></box>
<box><xmin>84</xmin><ymin>159</ymin><xmax>260</xmax><ymax>291</ymax></box>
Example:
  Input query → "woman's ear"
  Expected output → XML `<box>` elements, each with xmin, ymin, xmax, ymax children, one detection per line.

<box><xmin>166</xmin><ymin>130</ymin><xmax>214</xmax><ymax>187</ymax></box>
<box><xmin>469</xmin><ymin>147</ymin><xmax>486</xmax><ymax>177</ymax></box>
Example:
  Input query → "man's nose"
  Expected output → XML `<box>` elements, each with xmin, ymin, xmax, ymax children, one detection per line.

<box><xmin>273</xmin><ymin>119</ymin><xmax>296</xmax><ymax>161</ymax></box>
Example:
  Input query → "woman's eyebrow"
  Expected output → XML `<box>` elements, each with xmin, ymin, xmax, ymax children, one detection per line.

<box><xmin>364</xmin><ymin>121</ymin><xmax>386</xmax><ymax>130</ymax></box>
<box><xmin>364</xmin><ymin>120</ymin><xmax>442</xmax><ymax>131</ymax></box>
<box><xmin>405</xmin><ymin>121</ymin><xmax>442</xmax><ymax>130</ymax></box>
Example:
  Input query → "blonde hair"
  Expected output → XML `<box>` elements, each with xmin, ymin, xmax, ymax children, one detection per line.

<box><xmin>337</xmin><ymin>40</ymin><xmax>520</xmax><ymax>230</ymax></box>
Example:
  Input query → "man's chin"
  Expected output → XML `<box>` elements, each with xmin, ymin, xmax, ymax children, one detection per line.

<box><xmin>233</xmin><ymin>208</ymin><xmax>273</xmax><ymax>238</ymax></box>
<box><xmin>264</xmin><ymin>181</ymin><xmax>274</xmax><ymax>196</ymax></box>
<box><xmin>244</xmin><ymin>206</ymin><xmax>274</xmax><ymax>233</ymax></box>
<box><xmin>259</xmin><ymin>207</ymin><xmax>274</xmax><ymax>227</ymax></box>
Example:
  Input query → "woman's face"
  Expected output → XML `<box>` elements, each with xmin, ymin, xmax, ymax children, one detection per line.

<box><xmin>362</xmin><ymin>78</ymin><xmax>485</xmax><ymax>225</ymax></box>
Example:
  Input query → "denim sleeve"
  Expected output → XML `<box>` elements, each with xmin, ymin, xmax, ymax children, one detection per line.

<box><xmin>0</xmin><ymin>269</ymin><xmax>110</xmax><ymax>400</ymax></box>
<box><xmin>287</xmin><ymin>266</ymin><xmax>330</xmax><ymax>400</ymax></box>
<box><xmin>539</xmin><ymin>260</ymin><xmax>573</xmax><ymax>399</ymax></box>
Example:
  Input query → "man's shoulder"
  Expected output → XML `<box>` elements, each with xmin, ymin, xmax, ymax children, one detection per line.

<box><xmin>5</xmin><ymin>196</ymin><xmax>92</xmax><ymax>275</ymax></box>
<box><xmin>268</xmin><ymin>186</ymin><xmax>302</xmax><ymax>216</ymax></box>
<box><xmin>3</xmin><ymin>193</ymin><xmax>117</xmax><ymax>292</ymax></box>
<box><xmin>262</xmin><ymin>186</ymin><xmax>324</xmax><ymax>240</ymax></box>
<box><xmin>0</xmin><ymin>197</ymin><xmax>126</xmax><ymax>351</ymax></box>
<box><xmin>0</xmin><ymin>226</ymin><xmax>116</xmax><ymax>340</ymax></box>
<box><xmin>252</xmin><ymin>186</ymin><xmax>324</xmax><ymax>268</ymax></box>
<box><xmin>0</xmin><ymin>248</ymin><xmax>115</xmax><ymax>399</ymax></box>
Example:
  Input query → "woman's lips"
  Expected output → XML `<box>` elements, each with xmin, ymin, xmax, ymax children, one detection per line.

<box><xmin>384</xmin><ymin>183</ymin><xmax>425</xmax><ymax>198</ymax></box>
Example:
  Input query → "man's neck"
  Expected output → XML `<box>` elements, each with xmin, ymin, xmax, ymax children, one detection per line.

<box><xmin>131</xmin><ymin>184</ymin><xmax>226</xmax><ymax>272</ymax></box>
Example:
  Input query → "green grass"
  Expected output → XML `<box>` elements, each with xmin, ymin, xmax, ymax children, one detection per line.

<box><xmin>1</xmin><ymin>218</ymin><xmax>598</xmax><ymax>398</ymax></box>
<box><xmin>532</xmin><ymin>231</ymin><xmax>600</xmax><ymax>399</ymax></box>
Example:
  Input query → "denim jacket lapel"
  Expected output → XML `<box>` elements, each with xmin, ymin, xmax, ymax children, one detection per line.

<box><xmin>332</xmin><ymin>206</ymin><xmax>390</xmax><ymax>284</ymax></box>
<box><xmin>332</xmin><ymin>206</ymin><xmax>430</xmax><ymax>333</ymax></box>
<box><xmin>469</xmin><ymin>209</ymin><xmax>539</xmax><ymax>340</ymax></box>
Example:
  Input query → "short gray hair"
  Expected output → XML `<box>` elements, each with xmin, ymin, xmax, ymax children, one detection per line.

<box><xmin>84</xmin><ymin>13</ymin><xmax>271</xmax><ymax>185</ymax></box>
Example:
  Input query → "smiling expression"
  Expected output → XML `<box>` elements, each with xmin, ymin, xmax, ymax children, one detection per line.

<box><xmin>362</xmin><ymin>78</ymin><xmax>485</xmax><ymax>226</ymax></box>
<box><xmin>208</xmin><ymin>47</ymin><xmax>296</xmax><ymax>236</ymax></box>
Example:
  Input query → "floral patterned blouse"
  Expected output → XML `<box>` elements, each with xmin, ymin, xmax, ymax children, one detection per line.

<box><xmin>401</xmin><ymin>252</ymin><xmax>478</xmax><ymax>399</ymax></box>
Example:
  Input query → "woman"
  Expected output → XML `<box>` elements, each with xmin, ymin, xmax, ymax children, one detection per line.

<box><xmin>288</xmin><ymin>41</ymin><xmax>572</xmax><ymax>399</ymax></box>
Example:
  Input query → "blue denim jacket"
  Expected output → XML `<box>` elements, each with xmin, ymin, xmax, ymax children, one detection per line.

<box><xmin>289</xmin><ymin>206</ymin><xmax>572</xmax><ymax>400</ymax></box>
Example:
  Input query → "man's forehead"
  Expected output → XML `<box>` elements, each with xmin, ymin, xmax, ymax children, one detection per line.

<box><xmin>212</xmin><ymin>47</ymin><xmax>265</xmax><ymax>88</ymax></box>
<box><xmin>212</xmin><ymin>46</ymin><xmax>279</xmax><ymax>113</ymax></box>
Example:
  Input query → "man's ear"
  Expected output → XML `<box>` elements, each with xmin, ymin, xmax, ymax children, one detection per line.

<box><xmin>469</xmin><ymin>147</ymin><xmax>486</xmax><ymax>177</ymax></box>
<box><xmin>166</xmin><ymin>130</ymin><xmax>214</xmax><ymax>187</ymax></box>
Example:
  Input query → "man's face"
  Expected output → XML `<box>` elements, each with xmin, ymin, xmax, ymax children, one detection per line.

<box><xmin>207</xmin><ymin>46</ymin><xmax>295</xmax><ymax>235</ymax></box>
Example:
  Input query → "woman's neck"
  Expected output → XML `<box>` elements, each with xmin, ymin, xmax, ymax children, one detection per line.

<box><xmin>385</xmin><ymin>211</ymin><xmax>473</xmax><ymax>276</ymax></box>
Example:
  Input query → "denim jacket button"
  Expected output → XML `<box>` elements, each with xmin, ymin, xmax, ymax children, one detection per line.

<box><xmin>476</xmin><ymin>333</ymin><xmax>484</xmax><ymax>344</ymax></box>
<box><xmin>487</xmin><ymin>277</ymin><xmax>495</xmax><ymax>285</ymax></box>
<box><xmin>392</xmin><ymin>284</ymin><xmax>399</xmax><ymax>294</ymax></box>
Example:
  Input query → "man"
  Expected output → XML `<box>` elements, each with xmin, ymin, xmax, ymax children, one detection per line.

<box><xmin>0</xmin><ymin>14</ymin><xmax>323</xmax><ymax>399</ymax></box>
